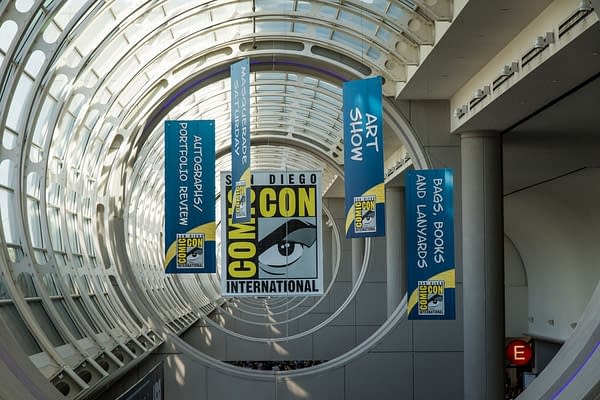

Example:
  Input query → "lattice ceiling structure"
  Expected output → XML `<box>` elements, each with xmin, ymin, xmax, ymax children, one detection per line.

<box><xmin>0</xmin><ymin>0</ymin><xmax>451</xmax><ymax>397</ymax></box>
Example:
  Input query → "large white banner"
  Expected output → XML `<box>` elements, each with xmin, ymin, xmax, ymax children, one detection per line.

<box><xmin>221</xmin><ymin>171</ymin><xmax>323</xmax><ymax>297</ymax></box>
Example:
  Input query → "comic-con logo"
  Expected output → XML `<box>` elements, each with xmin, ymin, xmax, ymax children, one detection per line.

<box><xmin>234</xmin><ymin>180</ymin><xmax>248</xmax><ymax>219</ymax></box>
<box><xmin>176</xmin><ymin>233</ymin><xmax>205</xmax><ymax>268</ymax></box>
<box><xmin>353</xmin><ymin>195</ymin><xmax>376</xmax><ymax>233</ymax></box>
<box><xmin>418</xmin><ymin>280</ymin><xmax>445</xmax><ymax>315</ymax></box>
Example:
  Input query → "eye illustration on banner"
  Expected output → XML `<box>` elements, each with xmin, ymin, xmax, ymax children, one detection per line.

<box><xmin>257</xmin><ymin>219</ymin><xmax>317</xmax><ymax>277</ymax></box>
<box><xmin>175</xmin><ymin>232</ymin><xmax>206</xmax><ymax>269</ymax></box>
<box><xmin>353</xmin><ymin>195</ymin><xmax>377</xmax><ymax>234</ymax></box>
<box><xmin>361</xmin><ymin>209</ymin><xmax>375</xmax><ymax>229</ymax></box>
<box><xmin>186</xmin><ymin>247</ymin><xmax>204</xmax><ymax>266</ymax></box>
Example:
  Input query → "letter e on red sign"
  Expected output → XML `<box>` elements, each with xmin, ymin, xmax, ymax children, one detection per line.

<box><xmin>506</xmin><ymin>339</ymin><xmax>533</xmax><ymax>366</ymax></box>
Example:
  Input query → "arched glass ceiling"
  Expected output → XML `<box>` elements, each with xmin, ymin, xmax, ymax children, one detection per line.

<box><xmin>0</xmin><ymin>0</ymin><xmax>449</xmax><ymax>397</ymax></box>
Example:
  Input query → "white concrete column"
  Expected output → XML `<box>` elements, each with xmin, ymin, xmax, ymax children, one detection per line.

<box><xmin>386</xmin><ymin>186</ymin><xmax>405</xmax><ymax>317</ymax></box>
<box><xmin>351</xmin><ymin>238</ymin><xmax>364</xmax><ymax>287</ymax></box>
<box><xmin>461</xmin><ymin>131</ymin><xmax>505</xmax><ymax>400</ymax></box>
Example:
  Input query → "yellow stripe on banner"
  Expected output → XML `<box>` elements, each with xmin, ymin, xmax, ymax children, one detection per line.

<box><xmin>345</xmin><ymin>183</ymin><xmax>385</xmax><ymax>235</ymax></box>
<box><xmin>241</xmin><ymin>168</ymin><xmax>251</xmax><ymax>186</ymax></box>
<box><xmin>164</xmin><ymin>222</ymin><xmax>216</xmax><ymax>269</ymax></box>
<box><xmin>407</xmin><ymin>269</ymin><xmax>456</xmax><ymax>314</ymax></box>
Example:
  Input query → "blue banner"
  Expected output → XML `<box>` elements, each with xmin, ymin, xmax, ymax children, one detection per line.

<box><xmin>164</xmin><ymin>120</ymin><xmax>215</xmax><ymax>274</ymax></box>
<box><xmin>406</xmin><ymin>169</ymin><xmax>455</xmax><ymax>319</ymax></box>
<box><xmin>231</xmin><ymin>58</ymin><xmax>251</xmax><ymax>223</ymax></box>
<box><xmin>343</xmin><ymin>76</ymin><xmax>385</xmax><ymax>238</ymax></box>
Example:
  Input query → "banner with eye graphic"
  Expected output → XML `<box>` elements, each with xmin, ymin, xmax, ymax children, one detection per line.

<box><xmin>220</xmin><ymin>171</ymin><xmax>323</xmax><ymax>297</ymax></box>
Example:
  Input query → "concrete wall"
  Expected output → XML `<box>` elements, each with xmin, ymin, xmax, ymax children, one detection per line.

<box><xmin>504</xmin><ymin>168</ymin><xmax>600</xmax><ymax>341</ymax></box>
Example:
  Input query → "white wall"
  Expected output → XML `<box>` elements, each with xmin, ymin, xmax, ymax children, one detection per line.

<box><xmin>504</xmin><ymin>235</ymin><xmax>529</xmax><ymax>337</ymax></box>
<box><xmin>504</xmin><ymin>168</ymin><xmax>600</xmax><ymax>341</ymax></box>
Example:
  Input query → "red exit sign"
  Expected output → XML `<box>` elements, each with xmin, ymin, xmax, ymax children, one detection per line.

<box><xmin>506</xmin><ymin>339</ymin><xmax>533</xmax><ymax>366</ymax></box>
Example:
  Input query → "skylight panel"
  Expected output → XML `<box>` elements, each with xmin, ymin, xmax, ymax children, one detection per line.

<box><xmin>2</xmin><ymin>129</ymin><xmax>18</xmax><ymax>151</ymax></box>
<box><xmin>339</xmin><ymin>10</ymin><xmax>378</xmax><ymax>34</ymax></box>
<box><xmin>210</xmin><ymin>2</ymin><xmax>240</xmax><ymax>22</ymax></box>
<box><xmin>365</xmin><ymin>0</ymin><xmax>389</xmax><ymax>14</ymax></box>
<box><xmin>387</xmin><ymin>3</ymin><xmax>405</xmax><ymax>19</ymax></box>
<box><xmin>0</xmin><ymin>20</ymin><xmax>17</xmax><ymax>53</ymax></box>
<box><xmin>53</xmin><ymin>0</ymin><xmax>88</xmax><ymax>30</ymax></box>
<box><xmin>314</xmin><ymin>91</ymin><xmax>340</xmax><ymax>107</ymax></box>
<box><xmin>256</xmin><ymin>84</ymin><xmax>285</xmax><ymax>93</ymax></box>
<box><xmin>24</xmin><ymin>50</ymin><xmax>46</xmax><ymax>78</ymax></box>
<box><xmin>332</xmin><ymin>31</ymin><xmax>363</xmax><ymax>53</ymax></box>
<box><xmin>256</xmin><ymin>71</ymin><xmax>286</xmax><ymax>81</ymax></box>
<box><xmin>292</xmin><ymin>22</ymin><xmax>310</xmax><ymax>35</ymax></box>
<box><xmin>318</xmin><ymin>5</ymin><xmax>338</xmax><ymax>20</ymax></box>
<box><xmin>49</xmin><ymin>74</ymin><xmax>69</xmax><ymax>99</ymax></box>
<box><xmin>318</xmin><ymin>80</ymin><xmax>341</xmax><ymax>95</ymax></box>
<box><xmin>0</xmin><ymin>189</ymin><xmax>18</xmax><ymax>244</ymax></box>
<box><xmin>32</xmin><ymin>96</ymin><xmax>57</xmax><ymax>147</ymax></box>
<box><xmin>367</xmin><ymin>47</ymin><xmax>381</xmax><ymax>60</ymax></box>
<box><xmin>300</xmin><ymin>88</ymin><xmax>315</xmax><ymax>97</ymax></box>
<box><xmin>304</xmin><ymin>76</ymin><xmax>318</xmax><ymax>87</ymax></box>
<box><xmin>109</xmin><ymin>57</ymin><xmax>145</xmax><ymax>93</ymax></box>
<box><xmin>161</xmin><ymin>0</ymin><xmax>193</xmax><ymax>16</ymax></box>
<box><xmin>6</xmin><ymin>75</ymin><xmax>33</xmax><ymax>131</ymax></box>
<box><xmin>376</xmin><ymin>27</ymin><xmax>392</xmax><ymax>42</ymax></box>
<box><xmin>256</xmin><ymin>20</ymin><xmax>292</xmax><ymax>33</ymax></box>
<box><xmin>296</xmin><ymin>1</ymin><xmax>312</xmax><ymax>13</ymax></box>
<box><xmin>42</xmin><ymin>19</ymin><xmax>61</xmax><ymax>44</ymax></box>
<box><xmin>109</xmin><ymin>0</ymin><xmax>141</xmax><ymax>19</ymax></box>
<box><xmin>255</xmin><ymin>0</ymin><xmax>295</xmax><ymax>12</ymax></box>
<box><xmin>72</xmin><ymin>10</ymin><xmax>116</xmax><ymax>57</ymax></box>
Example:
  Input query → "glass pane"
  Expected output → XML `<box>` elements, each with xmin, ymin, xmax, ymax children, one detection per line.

<box><xmin>91</xmin><ymin>295</ymin><xmax>114</xmax><ymax>329</ymax></box>
<box><xmin>0</xmin><ymin>303</ymin><xmax>42</xmax><ymax>355</ymax></box>
<box><xmin>0</xmin><ymin>159</ymin><xmax>16</xmax><ymax>188</ymax></box>
<box><xmin>6</xmin><ymin>74</ymin><xmax>34</xmax><ymax>130</ymax></box>
<box><xmin>42</xmin><ymin>273</ymin><xmax>59</xmax><ymax>296</ymax></box>
<box><xmin>110</xmin><ymin>276</ymin><xmax>143</xmax><ymax>328</ymax></box>
<box><xmin>42</xmin><ymin>20</ymin><xmax>61</xmax><ymax>44</ymax></box>
<box><xmin>48</xmin><ymin>207</ymin><xmax>64</xmax><ymax>251</ymax></box>
<box><xmin>2</xmin><ymin>128</ymin><xmax>18</xmax><ymax>150</ymax></box>
<box><xmin>0</xmin><ymin>273</ymin><xmax>11</xmax><ymax>300</ymax></box>
<box><xmin>73</xmin><ymin>297</ymin><xmax>100</xmax><ymax>334</ymax></box>
<box><xmin>16</xmin><ymin>273</ymin><xmax>38</xmax><ymax>298</ymax></box>
<box><xmin>32</xmin><ymin>95</ymin><xmax>57</xmax><ymax>147</ymax></box>
<box><xmin>0</xmin><ymin>20</ymin><xmax>18</xmax><ymax>53</ymax></box>
<box><xmin>52</xmin><ymin>298</ymin><xmax>84</xmax><ymax>340</ymax></box>
<box><xmin>24</xmin><ymin>50</ymin><xmax>46</xmax><ymax>77</ymax></box>
<box><xmin>29</xmin><ymin>300</ymin><xmax>66</xmax><ymax>346</ymax></box>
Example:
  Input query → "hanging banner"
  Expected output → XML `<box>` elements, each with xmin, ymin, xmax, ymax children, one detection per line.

<box><xmin>221</xmin><ymin>170</ymin><xmax>323</xmax><ymax>297</ymax></box>
<box><xmin>406</xmin><ymin>169</ymin><xmax>455</xmax><ymax>319</ymax></box>
<box><xmin>343</xmin><ymin>76</ymin><xmax>385</xmax><ymax>238</ymax></box>
<box><xmin>164</xmin><ymin>120</ymin><xmax>216</xmax><ymax>274</ymax></box>
<box><xmin>231</xmin><ymin>58</ymin><xmax>251</xmax><ymax>223</ymax></box>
